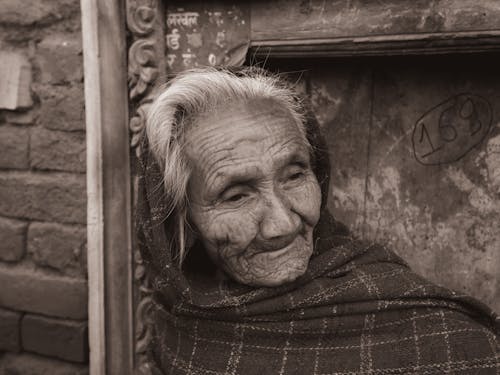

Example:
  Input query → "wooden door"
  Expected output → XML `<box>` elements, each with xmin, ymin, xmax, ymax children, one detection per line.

<box><xmin>83</xmin><ymin>1</ymin><xmax>500</xmax><ymax>374</ymax></box>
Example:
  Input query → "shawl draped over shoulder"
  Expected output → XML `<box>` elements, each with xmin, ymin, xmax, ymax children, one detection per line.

<box><xmin>136</xmin><ymin>111</ymin><xmax>499</xmax><ymax>374</ymax></box>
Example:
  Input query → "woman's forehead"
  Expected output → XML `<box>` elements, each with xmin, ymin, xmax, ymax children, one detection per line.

<box><xmin>192</xmin><ymin>97</ymin><xmax>294</xmax><ymax>129</ymax></box>
<box><xmin>184</xmin><ymin>99</ymin><xmax>310</xmax><ymax>189</ymax></box>
<box><xmin>185</xmin><ymin>98</ymin><xmax>307</xmax><ymax>154</ymax></box>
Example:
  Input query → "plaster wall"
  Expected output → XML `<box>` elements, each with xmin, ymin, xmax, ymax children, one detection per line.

<box><xmin>299</xmin><ymin>54</ymin><xmax>500</xmax><ymax>312</ymax></box>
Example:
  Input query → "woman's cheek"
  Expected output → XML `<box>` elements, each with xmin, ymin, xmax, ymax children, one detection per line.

<box><xmin>201</xmin><ymin>208</ymin><xmax>260</xmax><ymax>254</ymax></box>
<box><xmin>288</xmin><ymin>178</ymin><xmax>321</xmax><ymax>226</ymax></box>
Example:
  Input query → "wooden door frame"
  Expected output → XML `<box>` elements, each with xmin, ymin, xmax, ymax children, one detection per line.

<box><xmin>81</xmin><ymin>1</ymin><xmax>133</xmax><ymax>374</ymax></box>
<box><xmin>82</xmin><ymin>1</ymin><xmax>500</xmax><ymax>374</ymax></box>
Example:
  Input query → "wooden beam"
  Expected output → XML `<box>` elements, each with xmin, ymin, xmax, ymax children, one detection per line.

<box><xmin>250</xmin><ymin>30</ymin><xmax>500</xmax><ymax>58</ymax></box>
<box><xmin>81</xmin><ymin>0</ymin><xmax>133</xmax><ymax>374</ymax></box>
<box><xmin>251</xmin><ymin>0</ymin><xmax>500</xmax><ymax>42</ymax></box>
<box><xmin>250</xmin><ymin>0</ymin><xmax>500</xmax><ymax>58</ymax></box>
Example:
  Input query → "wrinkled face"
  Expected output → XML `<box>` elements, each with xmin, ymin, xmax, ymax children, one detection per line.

<box><xmin>184</xmin><ymin>99</ymin><xmax>321</xmax><ymax>287</ymax></box>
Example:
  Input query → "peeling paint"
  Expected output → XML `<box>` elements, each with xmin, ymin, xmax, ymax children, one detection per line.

<box><xmin>484</xmin><ymin>132</ymin><xmax>500</xmax><ymax>193</ymax></box>
<box><xmin>309</xmin><ymin>82</ymin><xmax>342</xmax><ymax>127</ymax></box>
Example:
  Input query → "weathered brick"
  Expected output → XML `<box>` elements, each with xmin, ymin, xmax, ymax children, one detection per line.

<box><xmin>0</xmin><ymin>308</ymin><xmax>21</xmax><ymax>352</ymax></box>
<box><xmin>0</xmin><ymin>52</ymin><xmax>33</xmax><ymax>110</ymax></box>
<box><xmin>31</xmin><ymin>127</ymin><xmax>86</xmax><ymax>173</ymax></box>
<box><xmin>0</xmin><ymin>125</ymin><xmax>29</xmax><ymax>169</ymax></box>
<box><xmin>36</xmin><ymin>84</ymin><xmax>85</xmax><ymax>131</ymax></box>
<box><xmin>28</xmin><ymin>222</ymin><xmax>86</xmax><ymax>277</ymax></box>
<box><xmin>0</xmin><ymin>217</ymin><xmax>26</xmax><ymax>262</ymax></box>
<box><xmin>0</xmin><ymin>171</ymin><xmax>86</xmax><ymax>224</ymax></box>
<box><xmin>22</xmin><ymin>314</ymin><xmax>88</xmax><ymax>363</ymax></box>
<box><xmin>37</xmin><ymin>33</ymin><xmax>83</xmax><ymax>85</ymax></box>
<box><xmin>4</xmin><ymin>110</ymin><xmax>35</xmax><ymax>125</ymax></box>
<box><xmin>0</xmin><ymin>0</ymin><xmax>80</xmax><ymax>26</ymax></box>
<box><xmin>0</xmin><ymin>352</ymin><xmax>88</xmax><ymax>375</ymax></box>
<box><xmin>0</xmin><ymin>264</ymin><xmax>87</xmax><ymax>319</ymax></box>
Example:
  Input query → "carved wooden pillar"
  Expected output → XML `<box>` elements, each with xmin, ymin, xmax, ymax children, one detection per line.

<box><xmin>126</xmin><ymin>1</ymin><xmax>166</xmax><ymax>374</ymax></box>
<box><xmin>82</xmin><ymin>1</ymin><xmax>500</xmax><ymax>373</ymax></box>
<box><xmin>127</xmin><ymin>0</ymin><xmax>166</xmax><ymax>157</ymax></box>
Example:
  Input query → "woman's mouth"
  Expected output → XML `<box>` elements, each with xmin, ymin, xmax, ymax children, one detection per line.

<box><xmin>250</xmin><ymin>235</ymin><xmax>309</xmax><ymax>258</ymax></box>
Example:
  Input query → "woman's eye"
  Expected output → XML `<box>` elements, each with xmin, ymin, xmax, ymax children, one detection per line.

<box><xmin>226</xmin><ymin>193</ymin><xmax>245</xmax><ymax>202</ymax></box>
<box><xmin>288</xmin><ymin>172</ymin><xmax>304</xmax><ymax>181</ymax></box>
<box><xmin>219</xmin><ymin>185</ymin><xmax>251</xmax><ymax>205</ymax></box>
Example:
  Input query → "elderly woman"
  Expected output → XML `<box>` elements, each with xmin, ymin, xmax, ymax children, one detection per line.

<box><xmin>137</xmin><ymin>67</ymin><xmax>499</xmax><ymax>374</ymax></box>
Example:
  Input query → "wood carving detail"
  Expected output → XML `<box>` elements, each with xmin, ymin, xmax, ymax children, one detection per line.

<box><xmin>128</xmin><ymin>0</ymin><xmax>161</xmax><ymax>158</ymax></box>
<box><xmin>129</xmin><ymin>40</ymin><xmax>159</xmax><ymax>102</ymax></box>
<box><xmin>130</xmin><ymin>103</ymin><xmax>151</xmax><ymax>151</ymax></box>
<box><xmin>127</xmin><ymin>0</ymin><xmax>161</xmax><ymax>374</ymax></box>
<box><xmin>133</xmin><ymin>249</ymin><xmax>159</xmax><ymax>375</ymax></box>
<box><xmin>127</xmin><ymin>1</ymin><xmax>156</xmax><ymax>36</ymax></box>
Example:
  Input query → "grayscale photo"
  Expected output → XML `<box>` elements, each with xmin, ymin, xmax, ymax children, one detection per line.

<box><xmin>0</xmin><ymin>1</ymin><xmax>498</xmax><ymax>374</ymax></box>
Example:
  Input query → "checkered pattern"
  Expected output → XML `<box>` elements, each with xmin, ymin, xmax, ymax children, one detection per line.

<box><xmin>147</xmin><ymin>240</ymin><xmax>499</xmax><ymax>374</ymax></box>
<box><xmin>136</xmin><ymin>137</ymin><xmax>499</xmax><ymax>374</ymax></box>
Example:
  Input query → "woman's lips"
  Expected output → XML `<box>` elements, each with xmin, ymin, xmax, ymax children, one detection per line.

<box><xmin>249</xmin><ymin>235</ymin><xmax>307</xmax><ymax>258</ymax></box>
<box><xmin>252</xmin><ymin>224</ymin><xmax>306</xmax><ymax>252</ymax></box>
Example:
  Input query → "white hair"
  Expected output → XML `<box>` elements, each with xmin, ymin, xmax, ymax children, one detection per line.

<box><xmin>145</xmin><ymin>66</ymin><xmax>308</xmax><ymax>265</ymax></box>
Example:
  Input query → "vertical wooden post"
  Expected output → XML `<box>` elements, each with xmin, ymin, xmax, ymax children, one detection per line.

<box><xmin>81</xmin><ymin>1</ymin><xmax>133</xmax><ymax>374</ymax></box>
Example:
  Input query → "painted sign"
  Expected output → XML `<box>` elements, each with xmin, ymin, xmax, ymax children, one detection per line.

<box><xmin>412</xmin><ymin>93</ymin><xmax>492</xmax><ymax>165</ymax></box>
<box><xmin>165</xmin><ymin>4</ymin><xmax>250</xmax><ymax>73</ymax></box>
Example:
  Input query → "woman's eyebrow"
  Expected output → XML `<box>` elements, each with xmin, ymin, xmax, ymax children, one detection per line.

<box><xmin>208</xmin><ymin>167</ymin><xmax>262</xmax><ymax>195</ymax></box>
<box><xmin>279</xmin><ymin>150</ymin><xmax>310</xmax><ymax>169</ymax></box>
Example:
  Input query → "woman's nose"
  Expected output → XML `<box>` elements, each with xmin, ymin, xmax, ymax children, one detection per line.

<box><xmin>259</xmin><ymin>192</ymin><xmax>300</xmax><ymax>242</ymax></box>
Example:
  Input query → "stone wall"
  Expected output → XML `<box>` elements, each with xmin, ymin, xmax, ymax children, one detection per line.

<box><xmin>0</xmin><ymin>0</ymin><xmax>88</xmax><ymax>373</ymax></box>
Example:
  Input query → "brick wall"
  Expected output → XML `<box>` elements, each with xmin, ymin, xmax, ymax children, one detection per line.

<box><xmin>0</xmin><ymin>0</ymin><xmax>88</xmax><ymax>373</ymax></box>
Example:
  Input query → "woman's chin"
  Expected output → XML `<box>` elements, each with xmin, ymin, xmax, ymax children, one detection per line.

<box><xmin>232</xmin><ymin>262</ymin><xmax>309</xmax><ymax>288</ymax></box>
<box><xmin>255</xmin><ymin>269</ymin><xmax>306</xmax><ymax>287</ymax></box>
<box><xmin>223</xmin><ymin>240</ymin><xmax>314</xmax><ymax>287</ymax></box>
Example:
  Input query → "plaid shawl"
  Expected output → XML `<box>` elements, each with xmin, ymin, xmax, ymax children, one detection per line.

<box><xmin>137</xmin><ymin>115</ymin><xmax>499</xmax><ymax>375</ymax></box>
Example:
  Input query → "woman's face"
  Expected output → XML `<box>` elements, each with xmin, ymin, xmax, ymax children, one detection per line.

<box><xmin>184</xmin><ymin>99</ymin><xmax>322</xmax><ymax>287</ymax></box>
